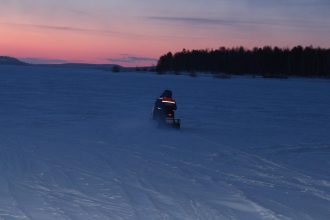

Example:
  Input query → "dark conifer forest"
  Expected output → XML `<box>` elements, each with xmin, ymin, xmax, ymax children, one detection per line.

<box><xmin>156</xmin><ymin>46</ymin><xmax>330</xmax><ymax>77</ymax></box>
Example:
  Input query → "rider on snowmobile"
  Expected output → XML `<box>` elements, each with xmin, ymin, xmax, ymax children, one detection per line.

<box><xmin>153</xmin><ymin>90</ymin><xmax>177</xmax><ymax>120</ymax></box>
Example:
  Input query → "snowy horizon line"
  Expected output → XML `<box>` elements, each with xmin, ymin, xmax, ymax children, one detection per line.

<box><xmin>0</xmin><ymin>55</ymin><xmax>157</xmax><ymax>68</ymax></box>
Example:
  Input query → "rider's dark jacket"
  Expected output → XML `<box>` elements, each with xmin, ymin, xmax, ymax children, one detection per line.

<box><xmin>153</xmin><ymin>92</ymin><xmax>177</xmax><ymax>119</ymax></box>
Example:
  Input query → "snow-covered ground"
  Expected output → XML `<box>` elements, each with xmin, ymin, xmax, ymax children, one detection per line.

<box><xmin>0</xmin><ymin>65</ymin><xmax>329</xmax><ymax>220</ymax></box>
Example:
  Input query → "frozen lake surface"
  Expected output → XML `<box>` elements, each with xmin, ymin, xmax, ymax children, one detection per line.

<box><xmin>0</xmin><ymin>65</ymin><xmax>330</xmax><ymax>219</ymax></box>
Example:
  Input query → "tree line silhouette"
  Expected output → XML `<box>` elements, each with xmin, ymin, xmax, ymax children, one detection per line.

<box><xmin>156</xmin><ymin>46</ymin><xmax>330</xmax><ymax>77</ymax></box>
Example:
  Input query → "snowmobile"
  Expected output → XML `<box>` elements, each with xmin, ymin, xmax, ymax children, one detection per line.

<box><xmin>153</xmin><ymin>108</ymin><xmax>181</xmax><ymax>129</ymax></box>
<box><xmin>152</xmin><ymin>91</ymin><xmax>181</xmax><ymax>129</ymax></box>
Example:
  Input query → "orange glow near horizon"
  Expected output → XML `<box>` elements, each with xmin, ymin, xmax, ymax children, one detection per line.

<box><xmin>1</xmin><ymin>22</ymin><xmax>165</xmax><ymax>66</ymax></box>
<box><xmin>0</xmin><ymin>22</ymin><xmax>268</xmax><ymax>66</ymax></box>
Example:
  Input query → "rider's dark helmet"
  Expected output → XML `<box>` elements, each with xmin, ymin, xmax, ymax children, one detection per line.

<box><xmin>161</xmin><ymin>90</ymin><xmax>172</xmax><ymax>98</ymax></box>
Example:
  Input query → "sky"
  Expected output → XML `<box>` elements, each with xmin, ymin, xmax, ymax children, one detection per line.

<box><xmin>1</xmin><ymin>0</ymin><xmax>330</xmax><ymax>66</ymax></box>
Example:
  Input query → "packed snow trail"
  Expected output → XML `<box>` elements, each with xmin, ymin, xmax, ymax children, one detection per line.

<box><xmin>0</xmin><ymin>66</ymin><xmax>329</xmax><ymax>220</ymax></box>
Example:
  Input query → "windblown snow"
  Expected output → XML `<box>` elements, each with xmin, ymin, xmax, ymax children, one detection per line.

<box><xmin>0</xmin><ymin>65</ymin><xmax>329</xmax><ymax>220</ymax></box>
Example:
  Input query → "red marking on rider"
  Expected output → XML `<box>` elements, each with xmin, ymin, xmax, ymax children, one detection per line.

<box><xmin>162</xmin><ymin>97</ymin><xmax>176</xmax><ymax>104</ymax></box>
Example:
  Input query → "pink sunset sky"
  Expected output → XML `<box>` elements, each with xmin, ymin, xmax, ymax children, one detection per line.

<box><xmin>1</xmin><ymin>0</ymin><xmax>330</xmax><ymax>66</ymax></box>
